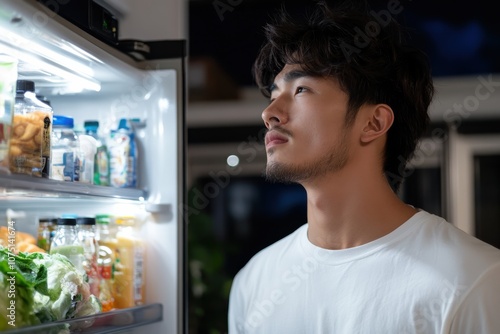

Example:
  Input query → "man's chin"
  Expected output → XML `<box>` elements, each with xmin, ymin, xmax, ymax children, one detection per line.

<box><xmin>265</xmin><ymin>162</ymin><xmax>303</xmax><ymax>184</ymax></box>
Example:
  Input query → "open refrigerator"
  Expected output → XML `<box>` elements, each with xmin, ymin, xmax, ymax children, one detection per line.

<box><xmin>0</xmin><ymin>0</ymin><xmax>186</xmax><ymax>333</ymax></box>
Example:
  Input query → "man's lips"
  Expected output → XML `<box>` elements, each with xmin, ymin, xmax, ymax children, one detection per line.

<box><xmin>265</xmin><ymin>130</ymin><xmax>289</xmax><ymax>149</ymax></box>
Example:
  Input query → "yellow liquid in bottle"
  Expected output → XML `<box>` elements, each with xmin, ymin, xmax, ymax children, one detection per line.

<box><xmin>113</xmin><ymin>217</ymin><xmax>145</xmax><ymax>309</ymax></box>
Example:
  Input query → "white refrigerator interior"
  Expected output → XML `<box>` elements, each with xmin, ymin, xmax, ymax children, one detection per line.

<box><xmin>0</xmin><ymin>0</ymin><xmax>186</xmax><ymax>333</ymax></box>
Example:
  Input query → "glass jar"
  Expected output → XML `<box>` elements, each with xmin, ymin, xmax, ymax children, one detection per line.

<box><xmin>9</xmin><ymin>80</ymin><xmax>52</xmax><ymax>177</ymax></box>
<box><xmin>37</xmin><ymin>217</ymin><xmax>56</xmax><ymax>252</ymax></box>
<box><xmin>50</xmin><ymin>218</ymin><xmax>84</xmax><ymax>274</ymax></box>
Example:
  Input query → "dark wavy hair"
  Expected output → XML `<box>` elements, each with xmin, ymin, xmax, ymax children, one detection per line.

<box><xmin>253</xmin><ymin>0</ymin><xmax>434</xmax><ymax>192</ymax></box>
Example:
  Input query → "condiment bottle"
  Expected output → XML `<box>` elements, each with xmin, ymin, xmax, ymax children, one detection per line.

<box><xmin>77</xmin><ymin>217</ymin><xmax>100</xmax><ymax>296</ymax></box>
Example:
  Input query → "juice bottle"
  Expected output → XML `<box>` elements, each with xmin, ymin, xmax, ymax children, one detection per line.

<box><xmin>113</xmin><ymin>215</ymin><xmax>145</xmax><ymax>308</ymax></box>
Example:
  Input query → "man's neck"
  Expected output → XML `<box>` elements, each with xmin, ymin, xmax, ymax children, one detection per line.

<box><xmin>303</xmin><ymin>168</ymin><xmax>417</xmax><ymax>250</ymax></box>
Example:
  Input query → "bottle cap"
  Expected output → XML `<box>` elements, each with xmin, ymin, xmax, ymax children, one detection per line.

<box><xmin>16</xmin><ymin>80</ymin><xmax>35</xmax><ymax>93</ymax></box>
<box><xmin>95</xmin><ymin>214</ymin><xmax>112</xmax><ymax>225</ymax></box>
<box><xmin>77</xmin><ymin>217</ymin><xmax>96</xmax><ymax>225</ymax></box>
<box><xmin>56</xmin><ymin>218</ymin><xmax>77</xmax><ymax>226</ymax></box>
<box><xmin>39</xmin><ymin>217</ymin><xmax>57</xmax><ymax>225</ymax></box>
<box><xmin>53</xmin><ymin>115</ymin><xmax>74</xmax><ymax>128</ymax></box>
<box><xmin>115</xmin><ymin>215</ymin><xmax>135</xmax><ymax>226</ymax></box>
<box><xmin>118</xmin><ymin>118</ymin><xmax>130</xmax><ymax>130</ymax></box>
<box><xmin>84</xmin><ymin>120</ymin><xmax>99</xmax><ymax>128</ymax></box>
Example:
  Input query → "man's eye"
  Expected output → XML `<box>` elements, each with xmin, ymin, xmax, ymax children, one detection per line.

<box><xmin>296</xmin><ymin>87</ymin><xmax>306</xmax><ymax>94</ymax></box>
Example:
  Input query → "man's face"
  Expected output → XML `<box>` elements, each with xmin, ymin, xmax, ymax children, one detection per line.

<box><xmin>262</xmin><ymin>64</ymin><xmax>352</xmax><ymax>184</ymax></box>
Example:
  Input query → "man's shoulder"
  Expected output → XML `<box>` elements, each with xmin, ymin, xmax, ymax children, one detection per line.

<box><xmin>415</xmin><ymin>211</ymin><xmax>500</xmax><ymax>275</ymax></box>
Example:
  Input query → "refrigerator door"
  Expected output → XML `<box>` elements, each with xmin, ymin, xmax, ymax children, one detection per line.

<box><xmin>0</xmin><ymin>1</ymin><xmax>186</xmax><ymax>333</ymax></box>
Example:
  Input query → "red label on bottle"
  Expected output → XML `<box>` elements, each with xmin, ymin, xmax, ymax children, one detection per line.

<box><xmin>99</xmin><ymin>265</ymin><xmax>112</xmax><ymax>279</ymax></box>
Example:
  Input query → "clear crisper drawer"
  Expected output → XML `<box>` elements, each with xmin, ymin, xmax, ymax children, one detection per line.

<box><xmin>2</xmin><ymin>303</ymin><xmax>163</xmax><ymax>334</ymax></box>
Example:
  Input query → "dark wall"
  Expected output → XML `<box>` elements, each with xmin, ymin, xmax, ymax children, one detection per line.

<box><xmin>189</xmin><ymin>0</ymin><xmax>500</xmax><ymax>86</ymax></box>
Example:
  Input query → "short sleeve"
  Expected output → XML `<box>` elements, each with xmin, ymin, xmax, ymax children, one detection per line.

<box><xmin>449</xmin><ymin>263</ymin><xmax>500</xmax><ymax>334</ymax></box>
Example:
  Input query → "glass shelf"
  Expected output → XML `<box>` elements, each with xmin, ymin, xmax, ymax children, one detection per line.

<box><xmin>0</xmin><ymin>174</ymin><xmax>147</xmax><ymax>202</ymax></box>
<box><xmin>3</xmin><ymin>303</ymin><xmax>163</xmax><ymax>333</ymax></box>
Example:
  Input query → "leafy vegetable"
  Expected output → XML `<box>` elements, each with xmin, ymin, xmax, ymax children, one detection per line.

<box><xmin>0</xmin><ymin>246</ymin><xmax>101</xmax><ymax>331</ymax></box>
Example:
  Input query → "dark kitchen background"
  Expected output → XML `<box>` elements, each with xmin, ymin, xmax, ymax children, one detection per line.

<box><xmin>186</xmin><ymin>1</ymin><xmax>500</xmax><ymax>333</ymax></box>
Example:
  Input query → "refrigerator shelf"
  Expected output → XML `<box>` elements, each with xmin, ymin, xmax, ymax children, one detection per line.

<box><xmin>0</xmin><ymin>173</ymin><xmax>147</xmax><ymax>202</ymax></box>
<box><xmin>3</xmin><ymin>303</ymin><xmax>163</xmax><ymax>334</ymax></box>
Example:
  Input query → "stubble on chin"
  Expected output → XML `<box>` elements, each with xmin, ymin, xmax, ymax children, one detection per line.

<box><xmin>265</xmin><ymin>161</ymin><xmax>301</xmax><ymax>184</ymax></box>
<box><xmin>264</xmin><ymin>143</ymin><xmax>349</xmax><ymax>184</ymax></box>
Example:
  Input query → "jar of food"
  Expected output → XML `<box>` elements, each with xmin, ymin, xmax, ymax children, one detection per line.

<box><xmin>9</xmin><ymin>80</ymin><xmax>52</xmax><ymax>177</ymax></box>
<box><xmin>50</xmin><ymin>218</ymin><xmax>84</xmax><ymax>274</ymax></box>
<box><xmin>37</xmin><ymin>217</ymin><xmax>56</xmax><ymax>252</ymax></box>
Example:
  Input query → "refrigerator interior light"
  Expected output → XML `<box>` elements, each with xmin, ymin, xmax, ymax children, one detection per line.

<box><xmin>0</xmin><ymin>26</ymin><xmax>101</xmax><ymax>93</ymax></box>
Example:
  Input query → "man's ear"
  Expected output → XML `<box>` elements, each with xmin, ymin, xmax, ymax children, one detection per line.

<box><xmin>360</xmin><ymin>104</ymin><xmax>394</xmax><ymax>144</ymax></box>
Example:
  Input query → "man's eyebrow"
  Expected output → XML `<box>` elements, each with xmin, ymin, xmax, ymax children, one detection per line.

<box><xmin>269</xmin><ymin>70</ymin><xmax>310</xmax><ymax>93</ymax></box>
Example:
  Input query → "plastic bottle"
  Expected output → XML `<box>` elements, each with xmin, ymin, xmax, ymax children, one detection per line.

<box><xmin>78</xmin><ymin>134</ymin><xmax>97</xmax><ymax>184</ymax></box>
<box><xmin>113</xmin><ymin>215</ymin><xmax>145</xmax><ymax>308</ymax></box>
<box><xmin>77</xmin><ymin>217</ymin><xmax>100</xmax><ymax>297</ymax></box>
<box><xmin>50</xmin><ymin>115</ymin><xmax>80</xmax><ymax>181</ymax></box>
<box><xmin>95</xmin><ymin>214</ymin><xmax>116</xmax><ymax>312</ymax></box>
<box><xmin>0</xmin><ymin>55</ymin><xmax>17</xmax><ymax>173</ymax></box>
<box><xmin>84</xmin><ymin>120</ymin><xmax>110</xmax><ymax>186</ymax></box>
<box><xmin>9</xmin><ymin>80</ymin><xmax>52</xmax><ymax>177</ymax></box>
<box><xmin>108</xmin><ymin>118</ymin><xmax>137</xmax><ymax>188</ymax></box>
<box><xmin>95</xmin><ymin>214</ymin><xmax>115</xmax><ymax>245</ymax></box>
<box><xmin>37</xmin><ymin>217</ymin><xmax>56</xmax><ymax>252</ymax></box>
<box><xmin>50</xmin><ymin>218</ymin><xmax>85</xmax><ymax>274</ymax></box>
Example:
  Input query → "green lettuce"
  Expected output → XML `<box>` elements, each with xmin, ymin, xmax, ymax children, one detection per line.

<box><xmin>0</xmin><ymin>247</ymin><xmax>101</xmax><ymax>331</ymax></box>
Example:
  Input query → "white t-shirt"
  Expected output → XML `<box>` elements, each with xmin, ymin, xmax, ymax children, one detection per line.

<box><xmin>228</xmin><ymin>210</ymin><xmax>500</xmax><ymax>334</ymax></box>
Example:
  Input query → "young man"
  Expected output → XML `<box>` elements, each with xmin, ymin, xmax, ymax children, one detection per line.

<box><xmin>228</xmin><ymin>1</ymin><xmax>500</xmax><ymax>333</ymax></box>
